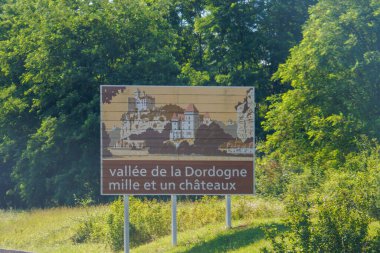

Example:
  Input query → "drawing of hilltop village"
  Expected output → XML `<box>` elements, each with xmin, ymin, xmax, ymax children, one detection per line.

<box><xmin>103</xmin><ymin>88</ymin><xmax>254</xmax><ymax>159</ymax></box>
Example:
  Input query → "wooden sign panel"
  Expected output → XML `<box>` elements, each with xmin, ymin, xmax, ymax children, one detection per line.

<box><xmin>101</xmin><ymin>86</ymin><xmax>255</xmax><ymax>195</ymax></box>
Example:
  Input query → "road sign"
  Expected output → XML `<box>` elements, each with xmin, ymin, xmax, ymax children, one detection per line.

<box><xmin>101</xmin><ymin>86</ymin><xmax>255</xmax><ymax>195</ymax></box>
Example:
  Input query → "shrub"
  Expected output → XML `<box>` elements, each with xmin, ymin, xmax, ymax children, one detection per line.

<box><xmin>255</xmin><ymin>156</ymin><xmax>291</xmax><ymax>197</ymax></box>
<box><xmin>72</xmin><ymin>214</ymin><xmax>105</xmax><ymax>243</ymax></box>
<box><xmin>106</xmin><ymin>198</ymin><xmax>125</xmax><ymax>251</ymax></box>
<box><xmin>263</xmin><ymin>145</ymin><xmax>380</xmax><ymax>252</ymax></box>
<box><xmin>129</xmin><ymin>197</ymin><xmax>171</xmax><ymax>245</ymax></box>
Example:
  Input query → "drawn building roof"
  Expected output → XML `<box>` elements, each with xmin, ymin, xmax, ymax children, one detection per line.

<box><xmin>172</xmin><ymin>113</ymin><xmax>186</xmax><ymax>121</ymax></box>
<box><xmin>185</xmin><ymin>104</ymin><xmax>199</xmax><ymax>113</ymax></box>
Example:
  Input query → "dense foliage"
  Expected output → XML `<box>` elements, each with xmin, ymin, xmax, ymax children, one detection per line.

<box><xmin>0</xmin><ymin>0</ymin><xmax>314</xmax><ymax>208</ymax></box>
<box><xmin>0</xmin><ymin>0</ymin><xmax>179</xmax><ymax>208</ymax></box>
<box><xmin>257</xmin><ymin>0</ymin><xmax>380</xmax><ymax>196</ymax></box>
<box><xmin>262</xmin><ymin>145</ymin><xmax>380</xmax><ymax>252</ymax></box>
<box><xmin>258</xmin><ymin>0</ymin><xmax>380</xmax><ymax>251</ymax></box>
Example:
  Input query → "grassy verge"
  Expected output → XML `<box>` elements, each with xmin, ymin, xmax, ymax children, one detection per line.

<box><xmin>133</xmin><ymin>218</ymin><xmax>286</xmax><ymax>253</ymax></box>
<box><xmin>0</xmin><ymin>205</ymin><xmax>111</xmax><ymax>253</ymax></box>
<box><xmin>0</xmin><ymin>196</ymin><xmax>285</xmax><ymax>253</ymax></box>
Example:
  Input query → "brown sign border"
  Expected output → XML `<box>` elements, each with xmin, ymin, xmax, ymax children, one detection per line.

<box><xmin>100</xmin><ymin>85</ymin><xmax>255</xmax><ymax>195</ymax></box>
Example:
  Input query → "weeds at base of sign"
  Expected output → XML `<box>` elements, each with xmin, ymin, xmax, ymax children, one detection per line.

<box><xmin>71</xmin><ymin>196</ymin><xmax>284</xmax><ymax>251</ymax></box>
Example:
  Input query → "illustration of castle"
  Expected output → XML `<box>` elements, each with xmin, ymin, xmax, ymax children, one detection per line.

<box><xmin>120</xmin><ymin>89</ymin><xmax>167</xmax><ymax>142</ymax></box>
<box><xmin>128</xmin><ymin>88</ymin><xmax>155</xmax><ymax>114</ymax></box>
<box><xmin>170</xmin><ymin>104</ymin><xmax>200</xmax><ymax>140</ymax></box>
<box><xmin>114</xmin><ymin>87</ymin><xmax>254</xmax><ymax>155</ymax></box>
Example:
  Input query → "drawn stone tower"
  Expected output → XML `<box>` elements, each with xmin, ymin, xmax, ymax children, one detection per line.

<box><xmin>170</xmin><ymin>104</ymin><xmax>200</xmax><ymax>140</ymax></box>
<box><xmin>236</xmin><ymin>88</ymin><xmax>254</xmax><ymax>142</ymax></box>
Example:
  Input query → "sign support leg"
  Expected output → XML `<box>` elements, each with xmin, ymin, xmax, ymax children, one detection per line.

<box><xmin>124</xmin><ymin>195</ymin><xmax>130</xmax><ymax>253</ymax></box>
<box><xmin>172</xmin><ymin>195</ymin><xmax>177</xmax><ymax>246</ymax></box>
<box><xmin>253</xmin><ymin>88</ymin><xmax>256</xmax><ymax>195</ymax></box>
<box><xmin>226</xmin><ymin>195</ymin><xmax>232</xmax><ymax>228</ymax></box>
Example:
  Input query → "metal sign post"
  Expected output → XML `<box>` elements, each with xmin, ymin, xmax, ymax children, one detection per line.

<box><xmin>171</xmin><ymin>195</ymin><xmax>177</xmax><ymax>246</ymax></box>
<box><xmin>253</xmin><ymin>89</ymin><xmax>256</xmax><ymax>195</ymax></box>
<box><xmin>226</xmin><ymin>195</ymin><xmax>232</xmax><ymax>228</ymax></box>
<box><xmin>124</xmin><ymin>195</ymin><xmax>129</xmax><ymax>253</ymax></box>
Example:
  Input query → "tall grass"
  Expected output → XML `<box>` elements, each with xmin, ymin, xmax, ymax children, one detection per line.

<box><xmin>0</xmin><ymin>196</ymin><xmax>284</xmax><ymax>252</ymax></box>
<box><xmin>72</xmin><ymin>196</ymin><xmax>284</xmax><ymax>251</ymax></box>
<box><xmin>0</xmin><ymin>206</ymin><xmax>110</xmax><ymax>253</ymax></box>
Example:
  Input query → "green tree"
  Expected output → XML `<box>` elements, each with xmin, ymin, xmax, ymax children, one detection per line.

<box><xmin>261</xmin><ymin>0</ymin><xmax>380</xmax><ymax>173</ymax></box>
<box><xmin>193</xmin><ymin>0</ymin><xmax>258</xmax><ymax>86</ymax></box>
<box><xmin>173</xmin><ymin>0</ymin><xmax>314</xmax><ymax>89</ymax></box>
<box><xmin>0</xmin><ymin>0</ymin><xmax>178</xmax><ymax>208</ymax></box>
<box><xmin>176</xmin><ymin>0</ymin><xmax>315</xmax><ymax>139</ymax></box>
<box><xmin>257</xmin><ymin>0</ymin><xmax>317</xmax><ymax>95</ymax></box>
<box><xmin>168</xmin><ymin>0</ymin><xmax>207</xmax><ymax>68</ymax></box>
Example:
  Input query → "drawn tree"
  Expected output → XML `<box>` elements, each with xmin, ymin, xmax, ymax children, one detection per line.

<box><xmin>194</xmin><ymin>122</ymin><xmax>233</xmax><ymax>155</ymax></box>
<box><xmin>102</xmin><ymin>86</ymin><xmax>125</xmax><ymax>104</ymax></box>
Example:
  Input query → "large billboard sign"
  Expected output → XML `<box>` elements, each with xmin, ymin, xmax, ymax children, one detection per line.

<box><xmin>101</xmin><ymin>86</ymin><xmax>255</xmax><ymax>195</ymax></box>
